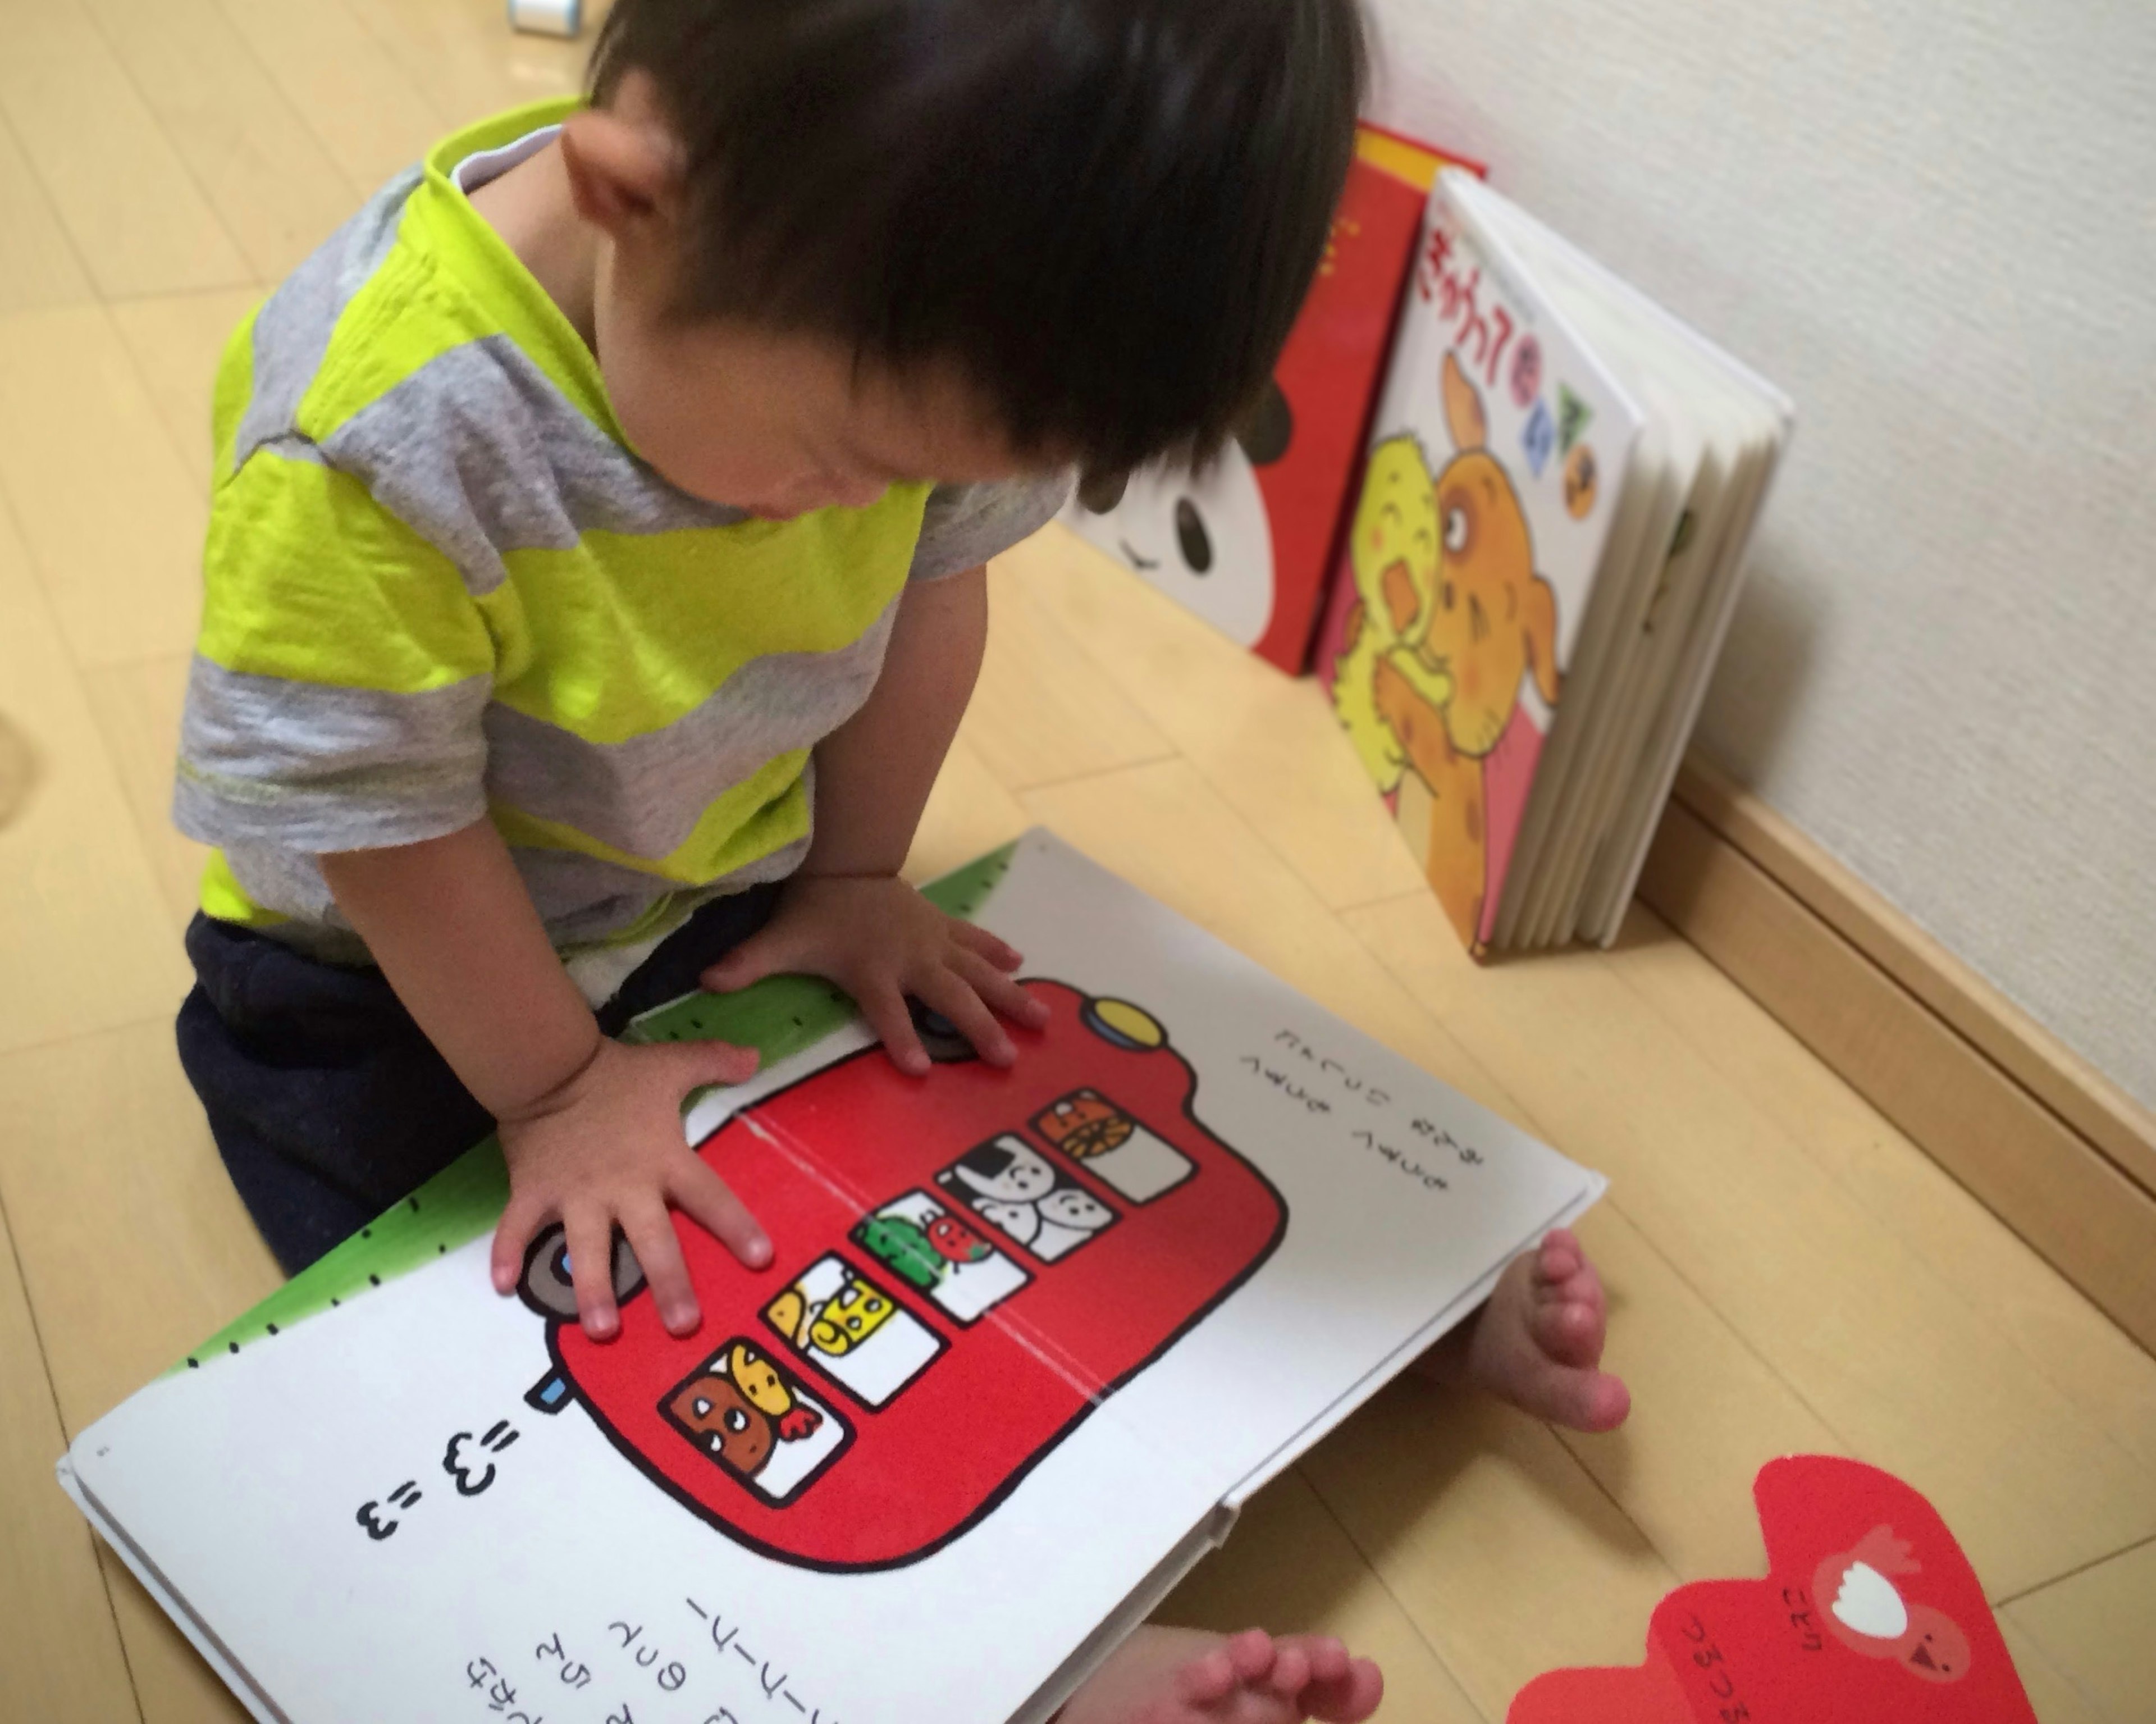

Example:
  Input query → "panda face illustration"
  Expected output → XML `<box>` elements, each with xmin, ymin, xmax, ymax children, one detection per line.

<box><xmin>1066</xmin><ymin>382</ymin><xmax>1289</xmax><ymax>651</ymax></box>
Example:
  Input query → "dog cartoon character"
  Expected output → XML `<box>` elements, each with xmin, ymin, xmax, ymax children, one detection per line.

<box><xmin>1332</xmin><ymin>351</ymin><xmax>1560</xmax><ymax>946</ymax></box>
<box><xmin>1067</xmin><ymin>382</ymin><xmax>1290</xmax><ymax>650</ymax></box>
<box><xmin>667</xmin><ymin>1342</ymin><xmax>822</xmax><ymax>1479</ymax></box>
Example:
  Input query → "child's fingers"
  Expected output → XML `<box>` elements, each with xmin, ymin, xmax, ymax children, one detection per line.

<box><xmin>916</xmin><ymin>969</ymin><xmax>1016</xmax><ymax>1068</ymax></box>
<box><xmin>950</xmin><ymin>949</ymin><xmax>1048</xmax><ymax>1029</ymax></box>
<box><xmin>562</xmin><ymin>1206</ymin><xmax>621</xmax><ymax>1342</ymax></box>
<box><xmin>952</xmin><ymin>922</ymin><xmax>1023</xmax><ymax>972</ymax></box>
<box><xmin>665</xmin><ymin>1036</ymin><xmax>760</xmax><ymax>1089</ymax></box>
<box><xmin>697</xmin><ymin>924</ymin><xmax>805</xmax><ymax>995</ymax></box>
<box><xmin>948</xmin><ymin>949</ymin><xmax>1048</xmax><ymax>1031</ymax></box>
<box><xmin>668</xmin><ymin>1155</ymin><xmax>773</xmax><ymax>1271</ymax></box>
<box><xmin>490</xmin><ymin>1189</ymin><xmax>551</xmax><ymax>1294</ymax></box>
<box><xmin>859</xmin><ymin>985</ymin><xmax>931</xmax><ymax>1077</ymax></box>
<box><xmin>622</xmin><ymin>1198</ymin><xmax>700</xmax><ymax>1337</ymax></box>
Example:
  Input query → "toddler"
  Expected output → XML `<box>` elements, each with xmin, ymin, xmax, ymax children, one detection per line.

<box><xmin>173</xmin><ymin>4</ymin><xmax>1626</xmax><ymax>1717</ymax></box>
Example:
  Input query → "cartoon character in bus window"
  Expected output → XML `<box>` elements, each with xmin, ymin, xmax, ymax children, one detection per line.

<box><xmin>852</xmin><ymin>1190</ymin><xmax>1032</xmax><ymax>1325</ymax></box>
<box><xmin>519</xmin><ymin>982</ymin><xmax>1287</xmax><ymax>1573</ymax></box>
<box><xmin>937</xmin><ymin>1137</ymin><xmax>1118</xmax><ymax>1261</ymax></box>
<box><xmin>662</xmin><ymin>1340</ymin><xmax>851</xmax><ymax>1505</ymax></box>
<box><xmin>1033</xmin><ymin>1087</ymin><xmax>1195</xmax><ymax>1203</ymax></box>
<box><xmin>762</xmin><ymin>1255</ymin><xmax>945</xmax><ymax>1408</ymax></box>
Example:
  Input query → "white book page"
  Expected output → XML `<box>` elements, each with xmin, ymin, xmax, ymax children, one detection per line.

<box><xmin>68</xmin><ymin>832</ymin><xmax>1603</xmax><ymax>1724</ymax></box>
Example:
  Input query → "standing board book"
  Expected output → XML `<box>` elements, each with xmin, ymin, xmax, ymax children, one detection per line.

<box><xmin>60</xmin><ymin>832</ymin><xmax>1606</xmax><ymax>1724</ymax></box>
<box><xmin>1061</xmin><ymin>125</ymin><xmax>1481</xmax><ymax>673</ymax></box>
<box><xmin>1315</xmin><ymin>171</ymin><xmax>1793</xmax><ymax>958</ymax></box>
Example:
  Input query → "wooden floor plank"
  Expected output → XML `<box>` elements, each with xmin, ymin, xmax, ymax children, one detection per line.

<box><xmin>1999</xmin><ymin>1616</ymin><xmax>2112</xmax><ymax>1724</ymax></box>
<box><xmin>1340</xmin><ymin>891</ymin><xmax>2156</xmax><ymax>1602</ymax></box>
<box><xmin>0</xmin><ymin>0</ymin><xmax>251</xmax><ymax>298</ymax></box>
<box><xmin>2003</xmin><ymin>1539</ymin><xmax>2156</xmax><ymax>1724</ymax></box>
<box><xmin>1165</xmin><ymin>1467</ymin><xmax>1487</xmax><ymax>1722</ymax></box>
<box><xmin>351</xmin><ymin>0</ymin><xmax>592</xmax><ymax>124</ymax></box>
<box><xmin>1008</xmin><ymin>530</ymin><xmax>1428</xmax><ymax>911</ymax></box>
<box><xmin>903</xmin><ymin>735</ymin><xmax>1031</xmax><ymax>888</ymax></box>
<box><xmin>1554</xmin><ymin>1203</ymin><xmax>1846</xmax><ymax>1582</ymax></box>
<box><xmin>0</xmin><ymin>112</ymin><xmax>97</xmax><ymax>317</ymax></box>
<box><xmin>1303</xmin><ymin>1383</ymin><xmax>1677</xmax><ymax>1721</ymax></box>
<box><xmin>107</xmin><ymin>289</ymin><xmax>261</xmax><ymax>486</ymax></box>
<box><xmin>958</xmin><ymin>559</ymin><xmax>1178</xmax><ymax>792</ymax></box>
<box><xmin>75</xmin><ymin>0</ymin><xmax>360</xmax><ymax>281</ymax></box>
<box><xmin>0</xmin><ymin>306</ymin><xmax>207</xmax><ymax>668</ymax></box>
<box><xmin>1610</xmin><ymin>902</ymin><xmax>2156</xmax><ymax>1475</ymax></box>
<box><xmin>0</xmin><ymin>1205</ymin><xmax>144</xmax><ymax>1724</ymax></box>
<box><xmin>0</xmin><ymin>1020</ymin><xmax>281</xmax><ymax>1432</ymax></box>
<box><xmin>80</xmin><ymin>653</ymin><xmax>205</xmax><ymax>938</ymax></box>
<box><xmin>211</xmin><ymin>0</ymin><xmax>445</xmax><ymax>193</ymax></box>
<box><xmin>0</xmin><ymin>508</ymin><xmax>194</xmax><ymax>1055</ymax></box>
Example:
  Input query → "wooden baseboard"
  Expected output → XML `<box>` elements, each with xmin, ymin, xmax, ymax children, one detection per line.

<box><xmin>1637</xmin><ymin>756</ymin><xmax>2156</xmax><ymax>1355</ymax></box>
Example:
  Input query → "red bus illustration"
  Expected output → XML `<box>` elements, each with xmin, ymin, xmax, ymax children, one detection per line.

<box><xmin>520</xmin><ymin>980</ymin><xmax>1288</xmax><ymax>1571</ymax></box>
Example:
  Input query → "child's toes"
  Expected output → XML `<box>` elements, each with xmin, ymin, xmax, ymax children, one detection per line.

<box><xmin>1530</xmin><ymin>1296</ymin><xmax>1605</xmax><ymax>1369</ymax></box>
<box><xmin>1305</xmin><ymin>1655</ymin><xmax>1385</xmax><ymax>1723</ymax></box>
<box><xmin>1297</xmin><ymin>1637</ymin><xmax>1350</xmax><ymax>1685</ymax></box>
<box><xmin>1534</xmin><ymin>1228</ymin><xmax>1583</xmax><ymax>1287</ymax></box>
<box><xmin>1266</xmin><ymin>1639</ymin><xmax>1311</xmax><ymax>1696</ymax></box>
<box><xmin>1553</xmin><ymin>1256</ymin><xmax>1606</xmax><ymax>1317</ymax></box>
<box><xmin>1222</xmin><ymin>1627</ymin><xmax>1277</xmax><ymax>1685</ymax></box>
<box><xmin>1173</xmin><ymin>1643</ymin><xmax>1241</xmax><ymax>1706</ymax></box>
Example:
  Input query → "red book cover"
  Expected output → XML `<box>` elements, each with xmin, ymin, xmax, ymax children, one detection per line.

<box><xmin>1063</xmin><ymin>126</ymin><xmax>1483</xmax><ymax>673</ymax></box>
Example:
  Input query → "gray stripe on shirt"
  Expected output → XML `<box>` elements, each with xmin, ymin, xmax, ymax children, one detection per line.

<box><xmin>911</xmin><ymin>473</ymin><xmax>1072</xmax><ymax>581</ymax></box>
<box><xmin>174</xmin><ymin>657</ymin><xmax>491</xmax><ymax>852</ymax></box>
<box><xmin>322</xmin><ymin>335</ymin><xmax>750</xmax><ymax>595</ymax></box>
<box><xmin>482</xmin><ymin>603</ymin><xmax>897</xmax><ymax>860</ymax></box>
<box><xmin>232</xmin><ymin>168</ymin><xmax>422</xmax><ymax>471</ymax></box>
<box><xmin>216</xmin><ymin>832</ymin><xmax>812</xmax><ymax>964</ymax></box>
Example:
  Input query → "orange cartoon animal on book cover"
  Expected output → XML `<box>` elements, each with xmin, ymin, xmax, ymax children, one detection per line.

<box><xmin>1317</xmin><ymin>172</ymin><xmax>1792</xmax><ymax>956</ymax></box>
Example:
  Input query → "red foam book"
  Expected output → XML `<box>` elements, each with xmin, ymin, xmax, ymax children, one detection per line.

<box><xmin>1510</xmin><ymin>1456</ymin><xmax>2038</xmax><ymax>1723</ymax></box>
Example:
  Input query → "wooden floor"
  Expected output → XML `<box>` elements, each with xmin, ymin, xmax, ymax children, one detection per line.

<box><xmin>0</xmin><ymin>3</ymin><xmax>2152</xmax><ymax>1720</ymax></box>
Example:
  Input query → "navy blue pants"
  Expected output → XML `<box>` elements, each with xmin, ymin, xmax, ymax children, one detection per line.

<box><xmin>175</xmin><ymin>886</ymin><xmax>782</xmax><ymax>1275</ymax></box>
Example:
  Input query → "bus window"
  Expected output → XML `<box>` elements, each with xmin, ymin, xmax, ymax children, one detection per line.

<box><xmin>762</xmin><ymin>1254</ymin><xmax>945</xmax><ymax>1408</ymax></box>
<box><xmin>1032</xmin><ymin>1087</ymin><xmax>1196</xmax><ymax>1203</ymax></box>
<box><xmin>662</xmin><ymin>1339</ymin><xmax>851</xmax><ymax>1504</ymax></box>
<box><xmin>851</xmin><ymin>1191</ymin><xmax>1031</xmax><ymax>1325</ymax></box>
<box><xmin>935</xmin><ymin>1136</ymin><xmax>1120</xmax><ymax>1262</ymax></box>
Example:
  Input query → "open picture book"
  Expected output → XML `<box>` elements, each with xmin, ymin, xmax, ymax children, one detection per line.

<box><xmin>1317</xmin><ymin>170</ymin><xmax>1795</xmax><ymax>957</ymax></box>
<box><xmin>60</xmin><ymin>831</ymin><xmax>1606</xmax><ymax>1724</ymax></box>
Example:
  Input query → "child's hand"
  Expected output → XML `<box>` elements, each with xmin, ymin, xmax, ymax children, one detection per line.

<box><xmin>489</xmin><ymin>1037</ymin><xmax>770</xmax><ymax>1342</ymax></box>
<box><xmin>697</xmin><ymin>874</ymin><xmax>1050</xmax><ymax>1074</ymax></box>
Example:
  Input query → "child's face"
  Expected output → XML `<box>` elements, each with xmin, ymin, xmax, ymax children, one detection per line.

<box><xmin>558</xmin><ymin>77</ymin><xmax>1053</xmax><ymax>520</ymax></box>
<box><xmin>594</xmin><ymin>272</ymin><xmax>1038</xmax><ymax>521</ymax></box>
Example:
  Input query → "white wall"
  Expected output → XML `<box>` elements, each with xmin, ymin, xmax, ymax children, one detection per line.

<box><xmin>1362</xmin><ymin>0</ymin><xmax>2156</xmax><ymax>1107</ymax></box>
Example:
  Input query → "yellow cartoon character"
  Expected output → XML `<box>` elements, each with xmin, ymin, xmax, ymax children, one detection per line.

<box><xmin>1331</xmin><ymin>435</ymin><xmax>1445</xmax><ymax>791</ymax></box>
<box><xmin>766</xmin><ymin>1267</ymin><xmax>895</xmax><ymax>1359</ymax></box>
<box><xmin>1336</xmin><ymin>352</ymin><xmax>1561</xmax><ymax>947</ymax></box>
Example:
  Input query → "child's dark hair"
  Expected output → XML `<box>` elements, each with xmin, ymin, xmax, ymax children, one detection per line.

<box><xmin>590</xmin><ymin>0</ymin><xmax>1367</xmax><ymax>476</ymax></box>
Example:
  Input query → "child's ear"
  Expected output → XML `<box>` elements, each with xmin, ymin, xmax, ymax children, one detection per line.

<box><xmin>560</xmin><ymin>104</ymin><xmax>683</xmax><ymax>240</ymax></box>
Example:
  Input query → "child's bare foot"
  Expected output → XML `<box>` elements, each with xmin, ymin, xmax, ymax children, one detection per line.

<box><xmin>1057</xmin><ymin>1626</ymin><xmax>1383</xmax><ymax>1724</ymax></box>
<box><xmin>1415</xmin><ymin>1227</ymin><xmax>1630</xmax><ymax>1432</ymax></box>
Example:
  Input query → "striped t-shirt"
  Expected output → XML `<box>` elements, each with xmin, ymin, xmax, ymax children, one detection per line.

<box><xmin>176</xmin><ymin>99</ymin><xmax>1066</xmax><ymax>965</ymax></box>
